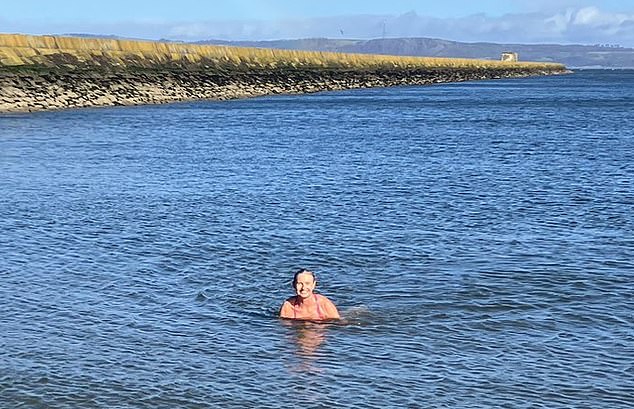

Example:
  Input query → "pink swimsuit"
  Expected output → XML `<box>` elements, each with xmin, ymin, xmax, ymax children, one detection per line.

<box><xmin>293</xmin><ymin>294</ymin><xmax>325</xmax><ymax>320</ymax></box>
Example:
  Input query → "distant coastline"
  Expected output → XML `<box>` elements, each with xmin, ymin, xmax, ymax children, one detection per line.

<box><xmin>195</xmin><ymin>37</ymin><xmax>634</xmax><ymax>70</ymax></box>
<box><xmin>0</xmin><ymin>34</ymin><xmax>570</xmax><ymax>113</ymax></box>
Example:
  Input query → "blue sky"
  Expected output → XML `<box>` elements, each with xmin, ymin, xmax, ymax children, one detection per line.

<box><xmin>2</xmin><ymin>0</ymin><xmax>633</xmax><ymax>46</ymax></box>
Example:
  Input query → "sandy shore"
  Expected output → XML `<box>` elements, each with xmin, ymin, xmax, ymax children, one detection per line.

<box><xmin>0</xmin><ymin>67</ymin><xmax>569</xmax><ymax>113</ymax></box>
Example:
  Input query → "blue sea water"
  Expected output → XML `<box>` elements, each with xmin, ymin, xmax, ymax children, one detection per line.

<box><xmin>1</xmin><ymin>70</ymin><xmax>633</xmax><ymax>408</ymax></box>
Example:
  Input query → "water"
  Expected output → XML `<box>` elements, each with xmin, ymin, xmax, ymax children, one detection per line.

<box><xmin>1</xmin><ymin>70</ymin><xmax>633</xmax><ymax>408</ymax></box>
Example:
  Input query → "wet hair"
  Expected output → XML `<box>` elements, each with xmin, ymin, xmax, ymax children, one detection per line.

<box><xmin>292</xmin><ymin>268</ymin><xmax>316</xmax><ymax>288</ymax></box>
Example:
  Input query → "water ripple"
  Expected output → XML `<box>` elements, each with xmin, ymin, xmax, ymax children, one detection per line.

<box><xmin>1</xmin><ymin>70</ymin><xmax>633</xmax><ymax>408</ymax></box>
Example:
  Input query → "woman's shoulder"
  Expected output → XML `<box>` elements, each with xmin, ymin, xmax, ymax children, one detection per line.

<box><xmin>315</xmin><ymin>293</ymin><xmax>340</xmax><ymax>319</ymax></box>
<box><xmin>315</xmin><ymin>294</ymin><xmax>337</xmax><ymax>309</ymax></box>
<box><xmin>284</xmin><ymin>296</ymin><xmax>299</xmax><ymax>304</ymax></box>
<box><xmin>279</xmin><ymin>297</ymin><xmax>298</xmax><ymax>318</ymax></box>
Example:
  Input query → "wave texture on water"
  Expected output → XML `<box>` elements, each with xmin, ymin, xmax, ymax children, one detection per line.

<box><xmin>1</xmin><ymin>70</ymin><xmax>633</xmax><ymax>408</ymax></box>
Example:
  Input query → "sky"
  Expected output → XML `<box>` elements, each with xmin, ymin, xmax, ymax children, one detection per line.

<box><xmin>1</xmin><ymin>0</ymin><xmax>633</xmax><ymax>47</ymax></box>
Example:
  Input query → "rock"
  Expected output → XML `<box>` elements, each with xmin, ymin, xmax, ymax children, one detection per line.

<box><xmin>0</xmin><ymin>66</ymin><xmax>569</xmax><ymax>112</ymax></box>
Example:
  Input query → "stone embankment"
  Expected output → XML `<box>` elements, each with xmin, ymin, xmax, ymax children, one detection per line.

<box><xmin>0</xmin><ymin>34</ymin><xmax>570</xmax><ymax>113</ymax></box>
<box><xmin>0</xmin><ymin>67</ymin><xmax>568</xmax><ymax>113</ymax></box>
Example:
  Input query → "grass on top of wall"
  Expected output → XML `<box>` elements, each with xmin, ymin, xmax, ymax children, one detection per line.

<box><xmin>0</xmin><ymin>34</ymin><xmax>566</xmax><ymax>74</ymax></box>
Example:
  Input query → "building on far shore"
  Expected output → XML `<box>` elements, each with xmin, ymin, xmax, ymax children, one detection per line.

<box><xmin>501</xmin><ymin>52</ymin><xmax>519</xmax><ymax>62</ymax></box>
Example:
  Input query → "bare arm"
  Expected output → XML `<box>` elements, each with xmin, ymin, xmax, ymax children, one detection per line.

<box><xmin>279</xmin><ymin>300</ymin><xmax>295</xmax><ymax>319</ymax></box>
<box><xmin>321</xmin><ymin>296</ymin><xmax>340</xmax><ymax>320</ymax></box>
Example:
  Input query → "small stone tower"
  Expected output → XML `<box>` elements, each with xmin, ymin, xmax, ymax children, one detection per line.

<box><xmin>501</xmin><ymin>52</ymin><xmax>519</xmax><ymax>62</ymax></box>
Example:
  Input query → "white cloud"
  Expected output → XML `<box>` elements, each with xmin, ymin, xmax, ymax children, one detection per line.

<box><xmin>158</xmin><ymin>7</ymin><xmax>634</xmax><ymax>47</ymax></box>
<box><xmin>573</xmin><ymin>7</ymin><xmax>603</xmax><ymax>25</ymax></box>
<box><xmin>169</xmin><ymin>23</ymin><xmax>210</xmax><ymax>38</ymax></box>
<box><xmin>544</xmin><ymin>9</ymin><xmax>575</xmax><ymax>33</ymax></box>
<box><xmin>3</xmin><ymin>6</ymin><xmax>633</xmax><ymax>47</ymax></box>
<box><xmin>540</xmin><ymin>7</ymin><xmax>634</xmax><ymax>44</ymax></box>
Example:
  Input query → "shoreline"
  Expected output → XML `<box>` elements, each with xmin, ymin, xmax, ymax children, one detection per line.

<box><xmin>0</xmin><ymin>67</ymin><xmax>570</xmax><ymax>113</ymax></box>
<box><xmin>0</xmin><ymin>33</ymin><xmax>571</xmax><ymax>113</ymax></box>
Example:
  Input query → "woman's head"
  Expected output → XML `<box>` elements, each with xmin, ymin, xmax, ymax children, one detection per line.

<box><xmin>293</xmin><ymin>268</ymin><xmax>316</xmax><ymax>299</ymax></box>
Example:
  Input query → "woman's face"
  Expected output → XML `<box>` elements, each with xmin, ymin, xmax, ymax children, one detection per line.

<box><xmin>294</xmin><ymin>272</ymin><xmax>316</xmax><ymax>299</ymax></box>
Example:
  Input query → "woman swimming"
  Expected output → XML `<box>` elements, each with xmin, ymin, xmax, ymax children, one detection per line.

<box><xmin>279</xmin><ymin>269</ymin><xmax>340</xmax><ymax>320</ymax></box>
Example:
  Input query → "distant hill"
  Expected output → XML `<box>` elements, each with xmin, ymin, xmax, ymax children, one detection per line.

<box><xmin>194</xmin><ymin>37</ymin><xmax>634</xmax><ymax>69</ymax></box>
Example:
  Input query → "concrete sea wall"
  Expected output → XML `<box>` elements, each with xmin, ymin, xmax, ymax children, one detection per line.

<box><xmin>0</xmin><ymin>34</ymin><xmax>570</xmax><ymax>112</ymax></box>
